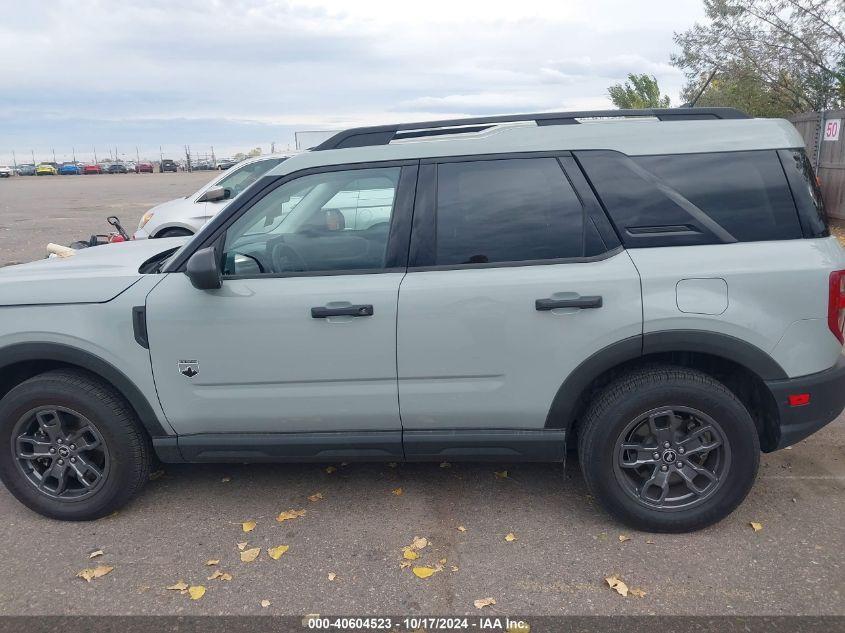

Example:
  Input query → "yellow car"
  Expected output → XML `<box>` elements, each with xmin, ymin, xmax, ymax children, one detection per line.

<box><xmin>35</xmin><ymin>162</ymin><xmax>58</xmax><ymax>176</ymax></box>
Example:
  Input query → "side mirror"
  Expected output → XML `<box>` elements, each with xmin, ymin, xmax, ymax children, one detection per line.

<box><xmin>197</xmin><ymin>186</ymin><xmax>231</xmax><ymax>203</ymax></box>
<box><xmin>185</xmin><ymin>247</ymin><xmax>222</xmax><ymax>290</ymax></box>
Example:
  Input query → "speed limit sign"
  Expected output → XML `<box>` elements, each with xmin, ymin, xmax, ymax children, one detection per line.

<box><xmin>824</xmin><ymin>119</ymin><xmax>841</xmax><ymax>141</ymax></box>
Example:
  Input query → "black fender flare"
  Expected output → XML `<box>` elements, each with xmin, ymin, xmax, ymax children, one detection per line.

<box><xmin>0</xmin><ymin>342</ymin><xmax>169</xmax><ymax>437</ymax></box>
<box><xmin>545</xmin><ymin>330</ymin><xmax>787</xmax><ymax>431</ymax></box>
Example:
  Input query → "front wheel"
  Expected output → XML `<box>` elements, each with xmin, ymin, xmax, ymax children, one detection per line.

<box><xmin>578</xmin><ymin>366</ymin><xmax>759</xmax><ymax>532</ymax></box>
<box><xmin>0</xmin><ymin>369</ymin><xmax>152</xmax><ymax>520</ymax></box>
<box><xmin>155</xmin><ymin>228</ymin><xmax>193</xmax><ymax>239</ymax></box>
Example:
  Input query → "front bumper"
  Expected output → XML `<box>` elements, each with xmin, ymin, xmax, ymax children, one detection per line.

<box><xmin>765</xmin><ymin>356</ymin><xmax>845</xmax><ymax>450</ymax></box>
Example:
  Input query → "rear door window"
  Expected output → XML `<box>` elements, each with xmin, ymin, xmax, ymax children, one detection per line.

<box><xmin>434</xmin><ymin>158</ymin><xmax>585</xmax><ymax>265</ymax></box>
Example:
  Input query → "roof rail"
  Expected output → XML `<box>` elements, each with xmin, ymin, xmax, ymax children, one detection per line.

<box><xmin>312</xmin><ymin>107</ymin><xmax>751</xmax><ymax>151</ymax></box>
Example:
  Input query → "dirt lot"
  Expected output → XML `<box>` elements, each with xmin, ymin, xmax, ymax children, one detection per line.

<box><xmin>0</xmin><ymin>174</ymin><xmax>842</xmax><ymax>617</ymax></box>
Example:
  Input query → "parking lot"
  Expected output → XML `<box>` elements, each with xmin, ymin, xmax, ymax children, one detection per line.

<box><xmin>0</xmin><ymin>173</ymin><xmax>842</xmax><ymax>617</ymax></box>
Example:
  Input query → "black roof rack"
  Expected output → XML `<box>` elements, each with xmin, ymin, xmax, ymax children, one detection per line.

<box><xmin>312</xmin><ymin>107</ymin><xmax>751</xmax><ymax>151</ymax></box>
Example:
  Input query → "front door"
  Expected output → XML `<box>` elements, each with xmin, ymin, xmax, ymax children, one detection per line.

<box><xmin>145</xmin><ymin>163</ymin><xmax>416</xmax><ymax>438</ymax></box>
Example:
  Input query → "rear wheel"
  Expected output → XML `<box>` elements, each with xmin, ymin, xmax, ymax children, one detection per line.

<box><xmin>578</xmin><ymin>366</ymin><xmax>759</xmax><ymax>532</ymax></box>
<box><xmin>0</xmin><ymin>369</ymin><xmax>151</xmax><ymax>520</ymax></box>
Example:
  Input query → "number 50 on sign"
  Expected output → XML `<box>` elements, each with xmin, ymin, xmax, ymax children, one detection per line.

<box><xmin>824</xmin><ymin>119</ymin><xmax>841</xmax><ymax>142</ymax></box>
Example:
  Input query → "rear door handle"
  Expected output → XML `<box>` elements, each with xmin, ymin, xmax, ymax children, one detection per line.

<box><xmin>311</xmin><ymin>304</ymin><xmax>374</xmax><ymax>318</ymax></box>
<box><xmin>535</xmin><ymin>296</ymin><xmax>603</xmax><ymax>311</ymax></box>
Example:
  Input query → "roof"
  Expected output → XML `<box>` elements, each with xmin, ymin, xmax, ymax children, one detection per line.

<box><xmin>267</xmin><ymin>110</ymin><xmax>804</xmax><ymax>178</ymax></box>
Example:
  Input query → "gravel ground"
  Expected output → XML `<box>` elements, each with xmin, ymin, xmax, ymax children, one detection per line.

<box><xmin>0</xmin><ymin>174</ymin><xmax>841</xmax><ymax>617</ymax></box>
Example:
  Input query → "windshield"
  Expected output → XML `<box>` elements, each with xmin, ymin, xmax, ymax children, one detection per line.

<box><xmin>211</xmin><ymin>157</ymin><xmax>287</xmax><ymax>200</ymax></box>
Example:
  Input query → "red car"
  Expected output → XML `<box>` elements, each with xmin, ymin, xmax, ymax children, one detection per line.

<box><xmin>83</xmin><ymin>164</ymin><xmax>102</xmax><ymax>175</ymax></box>
<box><xmin>136</xmin><ymin>162</ymin><xmax>154</xmax><ymax>173</ymax></box>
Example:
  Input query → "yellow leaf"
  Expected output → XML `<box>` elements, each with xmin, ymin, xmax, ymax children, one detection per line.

<box><xmin>261</xmin><ymin>600</ymin><xmax>271</xmax><ymax>608</ymax></box>
<box><xmin>474</xmin><ymin>597</ymin><xmax>496</xmax><ymax>609</ymax></box>
<box><xmin>205</xmin><ymin>559</ymin><xmax>219</xmax><ymax>566</ymax></box>
<box><xmin>750</xmin><ymin>522</ymin><xmax>763</xmax><ymax>532</ymax></box>
<box><xmin>630</xmin><ymin>588</ymin><xmax>647</xmax><ymax>598</ymax></box>
<box><xmin>438</xmin><ymin>558</ymin><xmax>447</xmax><ymax>565</ymax></box>
<box><xmin>505</xmin><ymin>532</ymin><xmax>517</xmax><ymax>542</ymax></box>
<box><xmin>207</xmin><ymin>570</ymin><xmax>232</xmax><ymax>581</ymax></box>
<box><xmin>242</xmin><ymin>521</ymin><xmax>256</xmax><ymax>533</ymax></box>
<box><xmin>240</xmin><ymin>547</ymin><xmax>261</xmax><ymax>563</ymax></box>
<box><xmin>328</xmin><ymin>572</ymin><xmax>337</xmax><ymax>581</ymax></box>
<box><xmin>76</xmin><ymin>565</ymin><xmax>114</xmax><ymax>582</ymax></box>
<box><xmin>188</xmin><ymin>586</ymin><xmax>206</xmax><ymax>601</ymax></box>
<box><xmin>440</xmin><ymin>462</ymin><xmax>451</xmax><ymax>468</ymax></box>
<box><xmin>325</xmin><ymin>466</ymin><xmax>337</xmax><ymax>474</ymax></box>
<box><xmin>167</xmin><ymin>581</ymin><xmax>189</xmax><ymax>591</ymax></box>
<box><xmin>411</xmin><ymin>536</ymin><xmax>428</xmax><ymax>550</ymax></box>
<box><xmin>392</xmin><ymin>487</ymin><xmax>403</xmax><ymax>496</ymax></box>
<box><xmin>402</xmin><ymin>548</ymin><xmax>419</xmax><ymax>560</ymax></box>
<box><xmin>494</xmin><ymin>470</ymin><xmax>508</xmax><ymax>479</ymax></box>
<box><xmin>276</xmin><ymin>509</ymin><xmax>306</xmax><ymax>523</ymax></box>
<box><xmin>237</xmin><ymin>542</ymin><xmax>248</xmax><ymax>551</ymax></box>
<box><xmin>456</xmin><ymin>525</ymin><xmax>467</xmax><ymax>533</ymax></box>
<box><xmin>412</xmin><ymin>566</ymin><xmax>437</xmax><ymax>579</ymax></box>
<box><xmin>308</xmin><ymin>492</ymin><xmax>324</xmax><ymax>502</ymax></box>
<box><xmin>268</xmin><ymin>545</ymin><xmax>289</xmax><ymax>560</ymax></box>
<box><xmin>88</xmin><ymin>549</ymin><xmax>104</xmax><ymax>559</ymax></box>
<box><xmin>451</xmin><ymin>565</ymin><xmax>459</xmax><ymax>572</ymax></box>
<box><xmin>605</xmin><ymin>575</ymin><xmax>629</xmax><ymax>597</ymax></box>
<box><xmin>618</xmin><ymin>535</ymin><xmax>631</xmax><ymax>543</ymax></box>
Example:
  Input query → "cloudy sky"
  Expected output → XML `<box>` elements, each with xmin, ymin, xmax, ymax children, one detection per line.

<box><xmin>0</xmin><ymin>0</ymin><xmax>705</xmax><ymax>164</ymax></box>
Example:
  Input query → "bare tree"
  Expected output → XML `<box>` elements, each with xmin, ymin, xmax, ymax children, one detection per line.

<box><xmin>673</xmin><ymin>0</ymin><xmax>845</xmax><ymax>112</ymax></box>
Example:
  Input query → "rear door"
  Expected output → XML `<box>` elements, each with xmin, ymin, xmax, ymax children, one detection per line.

<box><xmin>396</xmin><ymin>154</ymin><xmax>642</xmax><ymax>456</ymax></box>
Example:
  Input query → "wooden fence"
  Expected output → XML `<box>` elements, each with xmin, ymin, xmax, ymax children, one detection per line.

<box><xmin>789</xmin><ymin>109</ymin><xmax>845</xmax><ymax>219</ymax></box>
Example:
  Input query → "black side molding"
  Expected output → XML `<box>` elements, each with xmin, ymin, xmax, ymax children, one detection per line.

<box><xmin>132</xmin><ymin>306</ymin><xmax>149</xmax><ymax>349</ymax></box>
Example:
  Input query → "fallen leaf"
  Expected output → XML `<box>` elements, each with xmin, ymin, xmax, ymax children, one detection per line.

<box><xmin>438</xmin><ymin>558</ymin><xmax>447</xmax><ymax>565</ymax></box>
<box><xmin>451</xmin><ymin>565</ymin><xmax>459</xmax><ymax>572</ymax></box>
<box><xmin>88</xmin><ymin>549</ymin><xmax>104</xmax><ymax>559</ymax></box>
<box><xmin>505</xmin><ymin>532</ymin><xmax>517</xmax><ymax>542</ymax></box>
<box><xmin>149</xmin><ymin>470</ymin><xmax>165</xmax><ymax>481</ymax></box>
<box><xmin>188</xmin><ymin>586</ymin><xmax>206</xmax><ymax>601</ymax></box>
<box><xmin>308</xmin><ymin>492</ymin><xmax>324</xmax><ymax>502</ymax></box>
<box><xmin>268</xmin><ymin>545</ymin><xmax>289</xmax><ymax>560</ymax></box>
<box><xmin>328</xmin><ymin>572</ymin><xmax>337</xmax><ymax>581</ymax></box>
<box><xmin>325</xmin><ymin>466</ymin><xmax>336</xmax><ymax>474</ymax></box>
<box><xmin>750</xmin><ymin>522</ymin><xmax>763</xmax><ymax>532</ymax></box>
<box><xmin>605</xmin><ymin>575</ymin><xmax>629</xmax><ymax>597</ymax></box>
<box><xmin>412</xmin><ymin>566</ymin><xmax>437</xmax><ymax>579</ymax></box>
<box><xmin>630</xmin><ymin>588</ymin><xmax>647</xmax><ymax>598</ymax></box>
<box><xmin>261</xmin><ymin>600</ymin><xmax>271</xmax><ymax>608</ymax></box>
<box><xmin>207</xmin><ymin>570</ymin><xmax>233</xmax><ymax>581</ymax></box>
<box><xmin>237</xmin><ymin>542</ymin><xmax>248</xmax><ymax>551</ymax></box>
<box><xmin>456</xmin><ymin>526</ymin><xmax>467</xmax><ymax>533</ymax></box>
<box><xmin>474</xmin><ymin>597</ymin><xmax>496</xmax><ymax>609</ymax></box>
<box><xmin>205</xmin><ymin>559</ymin><xmax>219</xmax><ymax>566</ymax></box>
<box><xmin>221</xmin><ymin>476</ymin><xmax>231</xmax><ymax>483</ymax></box>
<box><xmin>645</xmin><ymin>539</ymin><xmax>655</xmax><ymax>545</ymax></box>
<box><xmin>618</xmin><ymin>535</ymin><xmax>631</xmax><ymax>543</ymax></box>
<box><xmin>399</xmin><ymin>561</ymin><xmax>412</xmax><ymax>569</ymax></box>
<box><xmin>411</xmin><ymin>536</ymin><xmax>428</xmax><ymax>550</ymax></box>
<box><xmin>276</xmin><ymin>509</ymin><xmax>306</xmax><ymax>523</ymax></box>
<box><xmin>440</xmin><ymin>462</ymin><xmax>451</xmax><ymax>468</ymax></box>
<box><xmin>242</xmin><ymin>521</ymin><xmax>256</xmax><ymax>533</ymax></box>
<box><xmin>76</xmin><ymin>565</ymin><xmax>114</xmax><ymax>582</ymax></box>
<box><xmin>392</xmin><ymin>487</ymin><xmax>403</xmax><ymax>496</ymax></box>
<box><xmin>402</xmin><ymin>548</ymin><xmax>419</xmax><ymax>560</ymax></box>
<box><xmin>240</xmin><ymin>547</ymin><xmax>261</xmax><ymax>563</ymax></box>
<box><xmin>167</xmin><ymin>581</ymin><xmax>189</xmax><ymax>591</ymax></box>
<box><xmin>494</xmin><ymin>470</ymin><xmax>508</xmax><ymax>479</ymax></box>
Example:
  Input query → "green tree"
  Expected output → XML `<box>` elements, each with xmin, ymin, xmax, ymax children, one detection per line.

<box><xmin>673</xmin><ymin>0</ymin><xmax>845</xmax><ymax>114</ymax></box>
<box><xmin>682</xmin><ymin>68</ymin><xmax>794</xmax><ymax>117</ymax></box>
<box><xmin>608</xmin><ymin>74</ymin><xmax>672</xmax><ymax>109</ymax></box>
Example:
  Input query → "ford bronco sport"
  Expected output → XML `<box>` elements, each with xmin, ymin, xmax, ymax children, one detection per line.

<box><xmin>0</xmin><ymin>108</ymin><xmax>841</xmax><ymax>532</ymax></box>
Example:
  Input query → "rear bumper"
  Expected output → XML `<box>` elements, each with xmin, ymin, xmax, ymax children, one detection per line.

<box><xmin>765</xmin><ymin>356</ymin><xmax>845</xmax><ymax>450</ymax></box>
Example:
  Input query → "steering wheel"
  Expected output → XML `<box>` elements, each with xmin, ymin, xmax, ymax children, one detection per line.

<box><xmin>271</xmin><ymin>241</ymin><xmax>309</xmax><ymax>273</ymax></box>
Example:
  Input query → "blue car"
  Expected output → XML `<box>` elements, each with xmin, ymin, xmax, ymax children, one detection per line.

<box><xmin>59</xmin><ymin>163</ymin><xmax>81</xmax><ymax>175</ymax></box>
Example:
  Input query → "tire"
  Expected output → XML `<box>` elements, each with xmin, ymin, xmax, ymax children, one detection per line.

<box><xmin>578</xmin><ymin>365</ymin><xmax>759</xmax><ymax>533</ymax></box>
<box><xmin>0</xmin><ymin>369</ymin><xmax>152</xmax><ymax>520</ymax></box>
<box><xmin>155</xmin><ymin>228</ymin><xmax>193</xmax><ymax>239</ymax></box>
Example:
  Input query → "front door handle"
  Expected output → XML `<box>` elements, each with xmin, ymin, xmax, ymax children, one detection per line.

<box><xmin>311</xmin><ymin>304</ymin><xmax>374</xmax><ymax>318</ymax></box>
<box><xmin>535</xmin><ymin>296</ymin><xmax>603</xmax><ymax>311</ymax></box>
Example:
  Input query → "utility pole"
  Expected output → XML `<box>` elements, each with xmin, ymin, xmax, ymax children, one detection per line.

<box><xmin>136</xmin><ymin>146</ymin><xmax>140</xmax><ymax>163</ymax></box>
<box><xmin>185</xmin><ymin>145</ymin><xmax>192</xmax><ymax>172</ymax></box>
<box><xmin>52</xmin><ymin>148</ymin><xmax>56</xmax><ymax>163</ymax></box>
<box><xmin>72</xmin><ymin>147</ymin><xmax>76</xmax><ymax>163</ymax></box>
<box><xmin>271</xmin><ymin>142</ymin><xmax>275</xmax><ymax>154</ymax></box>
<box><xmin>93</xmin><ymin>146</ymin><xmax>98</xmax><ymax>164</ymax></box>
<box><xmin>11</xmin><ymin>150</ymin><xmax>17</xmax><ymax>171</ymax></box>
<box><xmin>211</xmin><ymin>146</ymin><xmax>216</xmax><ymax>167</ymax></box>
<box><xmin>31</xmin><ymin>150</ymin><xmax>35</xmax><ymax>164</ymax></box>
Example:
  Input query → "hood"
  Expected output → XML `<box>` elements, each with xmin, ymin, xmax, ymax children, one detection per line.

<box><xmin>0</xmin><ymin>237</ymin><xmax>187</xmax><ymax>306</ymax></box>
<box><xmin>147</xmin><ymin>195</ymin><xmax>196</xmax><ymax>218</ymax></box>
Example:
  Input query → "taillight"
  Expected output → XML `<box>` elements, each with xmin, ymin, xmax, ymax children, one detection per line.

<box><xmin>828</xmin><ymin>270</ymin><xmax>845</xmax><ymax>344</ymax></box>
